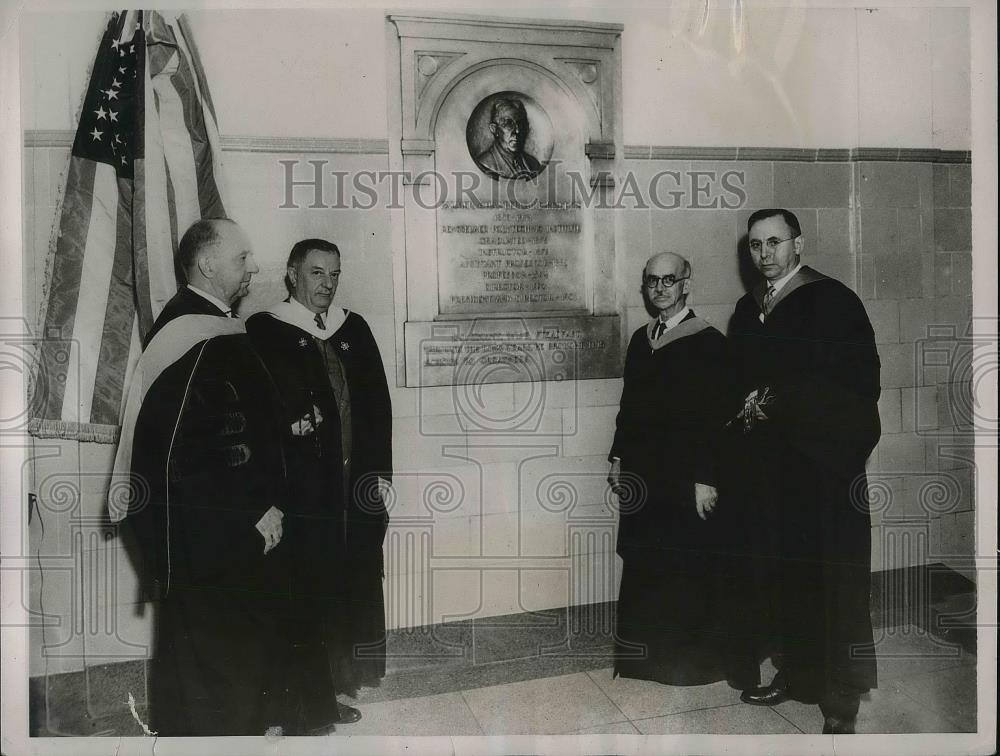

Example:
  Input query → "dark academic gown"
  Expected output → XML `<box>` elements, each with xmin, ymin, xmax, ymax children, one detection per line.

<box><xmin>611</xmin><ymin>311</ymin><xmax>757</xmax><ymax>688</ymax></box>
<box><xmin>246</xmin><ymin>305</ymin><xmax>391</xmax><ymax>710</ymax></box>
<box><xmin>115</xmin><ymin>287</ymin><xmax>293</xmax><ymax>735</ymax></box>
<box><xmin>729</xmin><ymin>266</ymin><xmax>881</xmax><ymax>702</ymax></box>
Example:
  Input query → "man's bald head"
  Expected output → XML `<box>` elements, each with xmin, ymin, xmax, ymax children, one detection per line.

<box><xmin>177</xmin><ymin>218</ymin><xmax>258</xmax><ymax>305</ymax></box>
<box><xmin>177</xmin><ymin>218</ymin><xmax>239</xmax><ymax>278</ymax></box>
<box><xmin>643</xmin><ymin>252</ymin><xmax>691</xmax><ymax>281</ymax></box>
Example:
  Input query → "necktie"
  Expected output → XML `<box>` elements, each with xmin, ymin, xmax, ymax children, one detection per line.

<box><xmin>314</xmin><ymin>313</ymin><xmax>325</xmax><ymax>330</ymax></box>
<box><xmin>762</xmin><ymin>284</ymin><xmax>776</xmax><ymax>317</ymax></box>
<box><xmin>651</xmin><ymin>320</ymin><xmax>666</xmax><ymax>341</ymax></box>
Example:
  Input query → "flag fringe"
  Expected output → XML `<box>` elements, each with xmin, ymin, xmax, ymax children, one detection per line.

<box><xmin>27</xmin><ymin>418</ymin><xmax>121</xmax><ymax>445</ymax></box>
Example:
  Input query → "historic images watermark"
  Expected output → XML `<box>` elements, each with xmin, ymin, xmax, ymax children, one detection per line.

<box><xmin>276</xmin><ymin>159</ymin><xmax>750</xmax><ymax>211</ymax></box>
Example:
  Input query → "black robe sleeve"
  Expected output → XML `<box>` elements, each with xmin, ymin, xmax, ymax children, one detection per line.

<box><xmin>342</xmin><ymin>313</ymin><xmax>393</xmax><ymax>485</ymax></box>
<box><xmin>609</xmin><ymin>328</ymin><xmax>645</xmax><ymax>464</ymax></box>
<box><xmin>129</xmin><ymin>333</ymin><xmax>289</xmax><ymax>594</ymax></box>
<box><xmin>690</xmin><ymin>329</ymin><xmax>742</xmax><ymax>488</ymax></box>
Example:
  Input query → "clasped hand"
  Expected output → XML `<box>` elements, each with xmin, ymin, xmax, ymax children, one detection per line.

<box><xmin>732</xmin><ymin>387</ymin><xmax>772</xmax><ymax>433</ymax></box>
<box><xmin>255</xmin><ymin>506</ymin><xmax>284</xmax><ymax>554</ymax></box>
<box><xmin>608</xmin><ymin>461</ymin><xmax>718</xmax><ymax>521</ymax></box>
<box><xmin>291</xmin><ymin>404</ymin><xmax>324</xmax><ymax>436</ymax></box>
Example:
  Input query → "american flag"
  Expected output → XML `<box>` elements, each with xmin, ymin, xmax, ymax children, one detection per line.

<box><xmin>29</xmin><ymin>10</ymin><xmax>227</xmax><ymax>442</ymax></box>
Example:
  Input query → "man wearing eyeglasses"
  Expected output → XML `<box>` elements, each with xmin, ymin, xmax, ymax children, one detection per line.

<box><xmin>608</xmin><ymin>252</ymin><xmax>756</xmax><ymax>691</ymax></box>
<box><xmin>474</xmin><ymin>97</ymin><xmax>544</xmax><ymax>181</ymax></box>
<box><xmin>730</xmin><ymin>209</ymin><xmax>881</xmax><ymax>734</ymax></box>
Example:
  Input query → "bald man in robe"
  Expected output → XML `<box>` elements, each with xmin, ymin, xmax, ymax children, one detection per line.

<box><xmin>111</xmin><ymin>219</ymin><xmax>292</xmax><ymax>735</ymax></box>
<box><xmin>608</xmin><ymin>252</ymin><xmax>756</xmax><ymax>690</ymax></box>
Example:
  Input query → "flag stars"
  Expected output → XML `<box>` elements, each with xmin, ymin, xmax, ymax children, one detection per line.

<box><xmin>94</xmin><ymin>105</ymin><xmax>107</xmax><ymax>120</ymax></box>
<box><xmin>119</xmin><ymin>67</ymin><xmax>126</xmax><ymax>74</ymax></box>
<box><xmin>89</xmin><ymin>127</ymin><xmax>103</xmax><ymax>141</ymax></box>
<box><xmin>112</xmin><ymin>78</ymin><xmax>121</xmax><ymax>88</ymax></box>
<box><xmin>109</xmin><ymin>110</ymin><xmax>118</xmax><ymax>122</ymax></box>
<box><xmin>111</xmin><ymin>38</ymin><xmax>120</xmax><ymax>51</ymax></box>
<box><xmin>105</xmin><ymin>88</ymin><xmax>119</xmax><ymax>100</ymax></box>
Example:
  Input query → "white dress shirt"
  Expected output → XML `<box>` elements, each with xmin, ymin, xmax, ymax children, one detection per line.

<box><xmin>187</xmin><ymin>284</ymin><xmax>233</xmax><ymax>316</ymax></box>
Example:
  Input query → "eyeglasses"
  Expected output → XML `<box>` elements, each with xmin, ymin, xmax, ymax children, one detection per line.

<box><xmin>643</xmin><ymin>274</ymin><xmax>690</xmax><ymax>289</ymax></box>
<box><xmin>748</xmin><ymin>235</ymin><xmax>798</xmax><ymax>254</ymax></box>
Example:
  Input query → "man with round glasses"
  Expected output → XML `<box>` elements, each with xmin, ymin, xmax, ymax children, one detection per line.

<box><xmin>730</xmin><ymin>208</ymin><xmax>881</xmax><ymax>734</ymax></box>
<box><xmin>608</xmin><ymin>251</ymin><xmax>756</xmax><ymax>690</ymax></box>
<box><xmin>474</xmin><ymin>97</ymin><xmax>544</xmax><ymax>181</ymax></box>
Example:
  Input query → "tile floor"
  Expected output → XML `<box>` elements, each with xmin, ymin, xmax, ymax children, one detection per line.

<box><xmin>330</xmin><ymin>624</ymin><xmax>977</xmax><ymax>736</ymax></box>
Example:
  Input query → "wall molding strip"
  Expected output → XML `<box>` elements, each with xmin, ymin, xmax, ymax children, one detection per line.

<box><xmin>24</xmin><ymin>130</ymin><xmax>972</xmax><ymax>164</ymax></box>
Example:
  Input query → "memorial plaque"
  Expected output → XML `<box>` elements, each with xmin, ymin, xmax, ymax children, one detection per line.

<box><xmin>438</xmin><ymin>203</ymin><xmax>586</xmax><ymax>315</ymax></box>
<box><xmin>387</xmin><ymin>14</ymin><xmax>624</xmax><ymax>387</ymax></box>
<box><xmin>406</xmin><ymin>315</ymin><xmax>621</xmax><ymax>388</ymax></box>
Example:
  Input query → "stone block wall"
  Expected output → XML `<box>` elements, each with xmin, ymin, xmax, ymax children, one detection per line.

<box><xmin>22</xmin><ymin>138</ymin><xmax>975</xmax><ymax>680</ymax></box>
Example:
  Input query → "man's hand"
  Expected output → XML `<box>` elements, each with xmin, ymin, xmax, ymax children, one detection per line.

<box><xmin>291</xmin><ymin>405</ymin><xmax>323</xmax><ymax>436</ymax></box>
<box><xmin>255</xmin><ymin>506</ymin><xmax>284</xmax><ymax>554</ymax></box>
<box><xmin>695</xmin><ymin>482</ymin><xmax>718</xmax><ymax>521</ymax></box>
<box><xmin>734</xmin><ymin>388</ymin><xmax>771</xmax><ymax>433</ymax></box>
<box><xmin>607</xmin><ymin>458</ymin><xmax>622</xmax><ymax>494</ymax></box>
<box><xmin>377</xmin><ymin>476</ymin><xmax>392</xmax><ymax>502</ymax></box>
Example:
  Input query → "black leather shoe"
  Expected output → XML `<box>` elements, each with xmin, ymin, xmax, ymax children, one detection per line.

<box><xmin>740</xmin><ymin>674</ymin><xmax>790</xmax><ymax>706</ymax></box>
<box><xmin>822</xmin><ymin>717</ymin><xmax>856</xmax><ymax>734</ymax></box>
<box><xmin>334</xmin><ymin>704</ymin><xmax>362</xmax><ymax>724</ymax></box>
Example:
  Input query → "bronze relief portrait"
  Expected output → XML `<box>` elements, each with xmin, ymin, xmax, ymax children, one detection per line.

<box><xmin>466</xmin><ymin>92</ymin><xmax>553</xmax><ymax>181</ymax></box>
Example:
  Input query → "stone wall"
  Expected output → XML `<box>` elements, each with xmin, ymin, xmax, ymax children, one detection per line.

<box><xmin>23</xmin><ymin>137</ymin><xmax>974</xmax><ymax>679</ymax></box>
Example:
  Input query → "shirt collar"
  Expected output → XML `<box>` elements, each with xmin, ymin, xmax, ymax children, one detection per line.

<box><xmin>187</xmin><ymin>284</ymin><xmax>233</xmax><ymax>315</ymax></box>
<box><xmin>288</xmin><ymin>295</ymin><xmax>326</xmax><ymax>323</ymax></box>
<box><xmin>767</xmin><ymin>263</ymin><xmax>803</xmax><ymax>295</ymax></box>
<box><xmin>657</xmin><ymin>306</ymin><xmax>691</xmax><ymax>332</ymax></box>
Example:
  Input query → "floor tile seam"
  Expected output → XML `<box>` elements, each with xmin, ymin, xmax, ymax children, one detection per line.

<box><xmin>554</xmin><ymin>714</ymin><xmax>635</xmax><ymax>736</ymax></box>
<box><xmin>580</xmin><ymin>669</ymin><xmax>633</xmax><ymax>729</ymax></box>
<box><xmin>374</xmin><ymin>654</ymin><xmax>613</xmax><ymax>702</ymax></box>
<box><xmin>456</xmin><ymin>689</ymin><xmax>488</xmax><ymax>736</ymax></box>
<box><xmin>458</xmin><ymin>671</ymin><xmax>631</xmax><ymax>736</ymax></box>
<box><xmin>628</xmin><ymin>701</ymin><xmax>746</xmax><ymax>726</ymax></box>
<box><xmin>768</xmin><ymin>705</ymin><xmax>806</xmax><ymax>734</ymax></box>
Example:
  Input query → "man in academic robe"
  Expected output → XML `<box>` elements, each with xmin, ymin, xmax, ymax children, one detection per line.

<box><xmin>109</xmin><ymin>218</ymin><xmax>292</xmax><ymax>736</ymax></box>
<box><xmin>608</xmin><ymin>252</ymin><xmax>757</xmax><ymax>690</ymax></box>
<box><xmin>731</xmin><ymin>209</ymin><xmax>881</xmax><ymax>734</ymax></box>
<box><xmin>246</xmin><ymin>238</ymin><xmax>392</xmax><ymax>734</ymax></box>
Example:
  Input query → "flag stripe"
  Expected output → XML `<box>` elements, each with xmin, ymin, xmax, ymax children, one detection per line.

<box><xmin>60</xmin><ymin>162</ymin><xmax>120</xmax><ymax>424</ymax></box>
<box><xmin>131</xmin><ymin>157</ymin><xmax>154</xmax><ymax>334</ymax></box>
<box><xmin>142</xmin><ymin>71</ymin><xmax>177</xmax><ymax>322</ymax></box>
<box><xmin>162</xmin><ymin>149</ymin><xmax>181</xmax><ymax>270</ymax></box>
<box><xmin>119</xmin><ymin>314</ymin><xmax>143</xmax><ymax>420</ymax></box>
<box><xmin>170</xmin><ymin>23</ymin><xmax>225</xmax><ymax>218</ymax></box>
<box><xmin>36</xmin><ymin>157</ymin><xmax>99</xmax><ymax>420</ymax></box>
<box><xmin>177</xmin><ymin>14</ymin><xmax>218</xmax><ymax>124</ymax></box>
<box><xmin>90</xmin><ymin>176</ymin><xmax>138</xmax><ymax>426</ymax></box>
<box><xmin>153</xmin><ymin>54</ymin><xmax>201</xmax><ymax>252</ymax></box>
